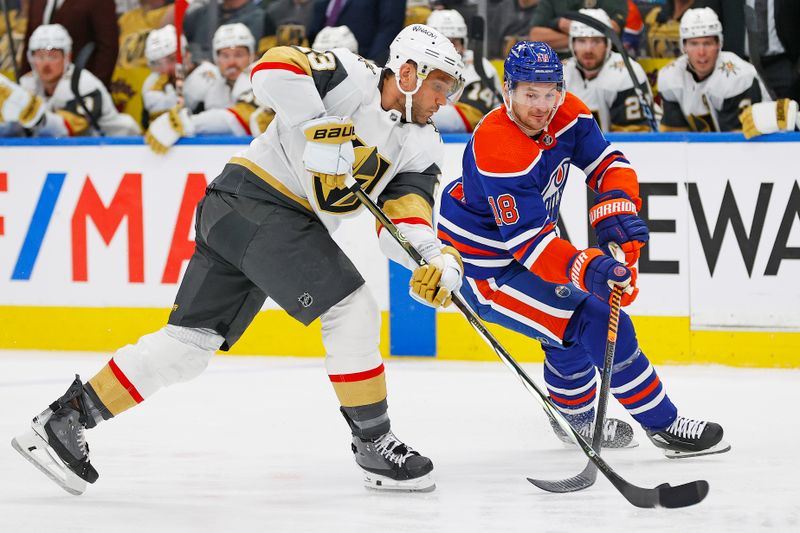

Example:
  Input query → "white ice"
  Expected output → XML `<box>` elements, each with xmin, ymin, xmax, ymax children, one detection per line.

<box><xmin>1</xmin><ymin>351</ymin><xmax>798</xmax><ymax>533</ymax></box>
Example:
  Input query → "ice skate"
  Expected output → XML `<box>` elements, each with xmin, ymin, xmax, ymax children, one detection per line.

<box><xmin>646</xmin><ymin>415</ymin><xmax>731</xmax><ymax>459</ymax></box>
<box><xmin>549</xmin><ymin>415</ymin><xmax>638</xmax><ymax>449</ymax></box>
<box><xmin>351</xmin><ymin>431</ymin><xmax>435</xmax><ymax>492</ymax></box>
<box><xmin>11</xmin><ymin>376</ymin><xmax>100</xmax><ymax>495</ymax></box>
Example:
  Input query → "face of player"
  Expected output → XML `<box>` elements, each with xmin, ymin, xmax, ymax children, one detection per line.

<box><xmin>152</xmin><ymin>53</ymin><xmax>178</xmax><ymax>76</ymax></box>
<box><xmin>573</xmin><ymin>37</ymin><xmax>607</xmax><ymax>72</ymax></box>
<box><xmin>506</xmin><ymin>81</ymin><xmax>560</xmax><ymax>133</ymax></box>
<box><xmin>400</xmin><ymin>67</ymin><xmax>457</xmax><ymax>124</ymax></box>
<box><xmin>684</xmin><ymin>36</ymin><xmax>720</xmax><ymax>79</ymax></box>
<box><xmin>449</xmin><ymin>38</ymin><xmax>465</xmax><ymax>55</ymax></box>
<box><xmin>216</xmin><ymin>46</ymin><xmax>252</xmax><ymax>82</ymax></box>
<box><xmin>31</xmin><ymin>49</ymin><xmax>67</xmax><ymax>85</ymax></box>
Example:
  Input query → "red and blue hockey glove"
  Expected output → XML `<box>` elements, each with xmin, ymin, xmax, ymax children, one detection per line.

<box><xmin>589</xmin><ymin>190</ymin><xmax>649</xmax><ymax>266</ymax></box>
<box><xmin>568</xmin><ymin>248</ymin><xmax>638</xmax><ymax>306</ymax></box>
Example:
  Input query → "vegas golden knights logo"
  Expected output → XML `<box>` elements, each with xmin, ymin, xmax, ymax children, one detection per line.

<box><xmin>313</xmin><ymin>136</ymin><xmax>391</xmax><ymax>214</ymax></box>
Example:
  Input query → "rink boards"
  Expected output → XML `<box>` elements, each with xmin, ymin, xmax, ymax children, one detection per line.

<box><xmin>0</xmin><ymin>133</ymin><xmax>798</xmax><ymax>367</ymax></box>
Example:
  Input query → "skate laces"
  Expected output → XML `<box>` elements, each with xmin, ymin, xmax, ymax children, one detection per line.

<box><xmin>667</xmin><ymin>416</ymin><xmax>707</xmax><ymax>440</ymax></box>
<box><xmin>374</xmin><ymin>432</ymin><xmax>416</xmax><ymax>467</ymax></box>
<box><xmin>578</xmin><ymin>419</ymin><xmax>619</xmax><ymax>441</ymax></box>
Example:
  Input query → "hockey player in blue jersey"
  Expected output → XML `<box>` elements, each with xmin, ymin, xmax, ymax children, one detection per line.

<box><xmin>438</xmin><ymin>41</ymin><xmax>730</xmax><ymax>458</ymax></box>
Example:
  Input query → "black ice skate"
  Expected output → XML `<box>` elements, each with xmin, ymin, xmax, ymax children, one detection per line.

<box><xmin>351</xmin><ymin>431</ymin><xmax>435</xmax><ymax>492</ymax></box>
<box><xmin>548</xmin><ymin>410</ymin><xmax>638</xmax><ymax>449</ymax></box>
<box><xmin>646</xmin><ymin>415</ymin><xmax>731</xmax><ymax>459</ymax></box>
<box><xmin>11</xmin><ymin>376</ymin><xmax>100</xmax><ymax>495</ymax></box>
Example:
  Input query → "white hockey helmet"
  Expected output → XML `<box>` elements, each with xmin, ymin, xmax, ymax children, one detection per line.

<box><xmin>426</xmin><ymin>9</ymin><xmax>468</xmax><ymax>49</ymax></box>
<box><xmin>385</xmin><ymin>24</ymin><xmax>465</xmax><ymax>122</ymax></box>
<box><xmin>569</xmin><ymin>8</ymin><xmax>613</xmax><ymax>64</ymax></box>
<box><xmin>27</xmin><ymin>24</ymin><xmax>72</xmax><ymax>62</ymax></box>
<box><xmin>145</xmin><ymin>25</ymin><xmax>188</xmax><ymax>64</ymax></box>
<box><xmin>312</xmin><ymin>25</ymin><xmax>359</xmax><ymax>53</ymax></box>
<box><xmin>679</xmin><ymin>7</ymin><xmax>723</xmax><ymax>53</ymax></box>
<box><xmin>213</xmin><ymin>23</ymin><xmax>255</xmax><ymax>55</ymax></box>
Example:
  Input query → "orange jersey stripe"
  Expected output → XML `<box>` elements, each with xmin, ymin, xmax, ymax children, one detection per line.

<box><xmin>473</xmin><ymin>279</ymin><xmax>569</xmax><ymax>339</ymax></box>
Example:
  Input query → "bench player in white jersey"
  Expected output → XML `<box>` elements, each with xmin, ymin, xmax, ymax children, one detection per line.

<box><xmin>563</xmin><ymin>8</ymin><xmax>653</xmax><ymax>132</ymax></box>
<box><xmin>426</xmin><ymin>9</ymin><xmax>502</xmax><ymax>133</ymax></box>
<box><xmin>12</xmin><ymin>23</ymin><xmax>466</xmax><ymax>496</ymax></box>
<box><xmin>312</xmin><ymin>25</ymin><xmax>359</xmax><ymax>54</ymax></box>
<box><xmin>0</xmin><ymin>24</ymin><xmax>140</xmax><ymax>137</ymax></box>
<box><xmin>140</xmin><ymin>24</ymin><xmax>220</xmax><ymax>126</ymax></box>
<box><xmin>144</xmin><ymin>23</ymin><xmax>275</xmax><ymax>153</ymax></box>
<box><xmin>657</xmin><ymin>7</ymin><xmax>770</xmax><ymax>133</ymax></box>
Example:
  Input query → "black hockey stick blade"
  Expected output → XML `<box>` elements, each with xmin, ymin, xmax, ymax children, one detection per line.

<box><xmin>528</xmin><ymin>461</ymin><xmax>597</xmax><ymax>493</ymax></box>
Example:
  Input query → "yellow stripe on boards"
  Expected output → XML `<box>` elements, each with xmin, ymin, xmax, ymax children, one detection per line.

<box><xmin>435</xmin><ymin>313</ymin><xmax>800</xmax><ymax>368</ymax></box>
<box><xmin>0</xmin><ymin>307</ymin><xmax>389</xmax><ymax>357</ymax></box>
<box><xmin>1</xmin><ymin>307</ymin><xmax>797</xmax><ymax>367</ymax></box>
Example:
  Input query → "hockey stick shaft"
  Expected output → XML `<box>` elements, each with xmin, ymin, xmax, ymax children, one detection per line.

<box><xmin>1</xmin><ymin>0</ymin><xmax>20</xmax><ymax>82</ymax></box>
<box><xmin>70</xmin><ymin>42</ymin><xmax>103</xmax><ymax>136</ymax></box>
<box><xmin>468</xmin><ymin>15</ymin><xmax>503</xmax><ymax>103</ymax></box>
<box><xmin>345</xmin><ymin>174</ymin><xmax>708</xmax><ymax>508</ymax></box>
<box><xmin>563</xmin><ymin>12</ymin><xmax>658</xmax><ymax>132</ymax></box>
<box><xmin>174</xmin><ymin>0</ymin><xmax>189</xmax><ymax>107</ymax></box>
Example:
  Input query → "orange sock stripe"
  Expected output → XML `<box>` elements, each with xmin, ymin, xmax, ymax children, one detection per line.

<box><xmin>618</xmin><ymin>375</ymin><xmax>661</xmax><ymax>406</ymax></box>
<box><xmin>550</xmin><ymin>386</ymin><xmax>597</xmax><ymax>406</ymax></box>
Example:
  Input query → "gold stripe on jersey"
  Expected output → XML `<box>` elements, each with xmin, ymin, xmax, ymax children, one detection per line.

<box><xmin>610</xmin><ymin>124</ymin><xmax>651</xmax><ymax>133</ymax></box>
<box><xmin>55</xmin><ymin>110</ymin><xmax>90</xmax><ymax>136</ymax></box>
<box><xmin>151</xmin><ymin>74</ymin><xmax>170</xmax><ymax>92</ymax></box>
<box><xmin>382</xmin><ymin>193</ymin><xmax>433</xmax><ymax>224</ymax></box>
<box><xmin>255</xmin><ymin>46</ymin><xmax>312</xmax><ymax>76</ymax></box>
<box><xmin>330</xmin><ymin>373</ymin><xmax>387</xmax><ymax>408</ymax></box>
<box><xmin>87</xmin><ymin>364</ymin><xmax>138</xmax><ymax>416</ymax></box>
<box><xmin>454</xmin><ymin>101</ymin><xmax>486</xmax><ymax>131</ymax></box>
<box><xmin>228</xmin><ymin>156</ymin><xmax>312</xmax><ymax>211</ymax></box>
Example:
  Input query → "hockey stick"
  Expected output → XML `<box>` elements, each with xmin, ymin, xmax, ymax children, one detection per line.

<box><xmin>70</xmin><ymin>42</ymin><xmax>102</xmax><ymax>135</ymax></box>
<box><xmin>563</xmin><ymin>11</ymin><xmax>658</xmax><ymax>132</ymax></box>
<box><xmin>1</xmin><ymin>0</ymin><xmax>20</xmax><ymax>81</ymax></box>
<box><xmin>174</xmin><ymin>0</ymin><xmax>189</xmax><ymax>108</ymax></box>
<box><xmin>528</xmin><ymin>284</ymin><xmax>623</xmax><ymax>493</ymax></box>
<box><xmin>344</xmin><ymin>174</ymin><xmax>708</xmax><ymax>508</ymax></box>
<box><xmin>468</xmin><ymin>15</ymin><xmax>502</xmax><ymax>103</ymax></box>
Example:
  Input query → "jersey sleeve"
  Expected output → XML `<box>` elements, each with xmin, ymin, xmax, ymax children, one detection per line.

<box><xmin>718</xmin><ymin>78</ymin><xmax>766</xmax><ymax>131</ymax></box>
<box><xmin>375</xmin><ymin>129</ymin><xmax>444</xmax><ymax>269</ymax></box>
<box><xmin>569</xmin><ymin>107</ymin><xmax>641</xmax><ymax>208</ymax></box>
<box><xmin>249</xmin><ymin>46</ymin><xmax>367</xmax><ymax>128</ymax></box>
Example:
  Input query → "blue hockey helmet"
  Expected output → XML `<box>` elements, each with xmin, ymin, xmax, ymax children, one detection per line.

<box><xmin>502</xmin><ymin>41</ymin><xmax>566</xmax><ymax>133</ymax></box>
<box><xmin>504</xmin><ymin>41</ymin><xmax>564</xmax><ymax>90</ymax></box>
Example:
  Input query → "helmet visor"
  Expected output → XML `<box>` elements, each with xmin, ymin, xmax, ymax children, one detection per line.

<box><xmin>423</xmin><ymin>71</ymin><xmax>465</xmax><ymax>104</ymax></box>
<box><xmin>508</xmin><ymin>81</ymin><xmax>563</xmax><ymax>108</ymax></box>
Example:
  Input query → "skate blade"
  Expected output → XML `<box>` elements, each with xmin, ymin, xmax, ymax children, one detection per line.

<box><xmin>363</xmin><ymin>471</ymin><xmax>436</xmax><ymax>493</ymax></box>
<box><xmin>663</xmin><ymin>439</ymin><xmax>731</xmax><ymax>459</ymax></box>
<box><xmin>11</xmin><ymin>430</ymin><xmax>87</xmax><ymax>496</ymax></box>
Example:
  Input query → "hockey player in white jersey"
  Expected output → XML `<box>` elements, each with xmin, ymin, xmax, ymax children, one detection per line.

<box><xmin>563</xmin><ymin>8</ymin><xmax>654</xmax><ymax>132</ymax></box>
<box><xmin>426</xmin><ymin>9</ymin><xmax>502</xmax><ymax>133</ymax></box>
<box><xmin>0</xmin><ymin>24</ymin><xmax>140</xmax><ymax>137</ymax></box>
<box><xmin>657</xmin><ymin>7</ymin><xmax>770</xmax><ymax>132</ymax></box>
<box><xmin>140</xmin><ymin>24</ymin><xmax>219</xmax><ymax>125</ymax></box>
<box><xmin>144</xmin><ymin>23</ymin><xmax>274</xmax><ymax>153</ymax></box>
<box><xmin>13</xmin><ymin>23</ymin><xmax>465</xmax><ymax>496</ymax></box>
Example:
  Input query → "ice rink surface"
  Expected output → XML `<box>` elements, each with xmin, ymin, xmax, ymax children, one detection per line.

<box><xmin>1</xmin><ymin>351</ymin><xmax>798</xmax><ymax>533</ymax></box>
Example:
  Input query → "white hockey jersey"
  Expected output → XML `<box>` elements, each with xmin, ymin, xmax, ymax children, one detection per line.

<box><xmin>19</xmin><ymin>65</ymin><xmax>140</xmax><ymax>136</ymax></box>
<box><xmin>230</xmin><ymin>46</ymin><xmax>443</xmax><ymax>263</ymax></box>
<box><xmin>432</xmin><ymin>54</ymin><xmax>501</xmax><ymax>133</ymax></box>
<box><xmin>141</xmin><ymin>61</ymin><xmax>219</xmax><ymax>118</ymax></box>
<box><xmin>564</xmin><ymin>52</ymin><xmax>653</xmax><ymax>132</ymax></box>
<box><xmin>657</xmin><ymin>51</ymin><xmax>770</xmax><ymax>132</ymax></box>
<box><xmin>203</xmin><ymin>68</ymin><xmax>253</xmax><ymax>110</ymax></box>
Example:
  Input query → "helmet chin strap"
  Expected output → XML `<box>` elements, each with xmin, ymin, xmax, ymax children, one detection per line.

<box><xmin>395</xmin><ymin>76</ymin><xmax>423</xmax><ymax>123</ymax></box>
